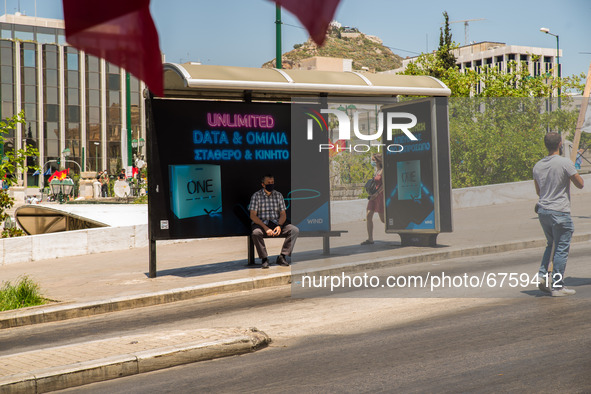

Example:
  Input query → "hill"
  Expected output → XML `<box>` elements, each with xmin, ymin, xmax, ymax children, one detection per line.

<box><xmin>262</xmin><ymin>27</ymin><xmax>403</xmax><ymax>72</ymax></box>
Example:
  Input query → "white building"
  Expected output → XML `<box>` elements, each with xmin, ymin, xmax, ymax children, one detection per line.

<box><xmin>390</xmin><ymin>41</ymin><xmax>562</xmax><ymax>78</ymax></box>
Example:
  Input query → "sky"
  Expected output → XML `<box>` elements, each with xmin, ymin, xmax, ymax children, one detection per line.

<box><xmin>4</xmin><ymin>0</ymin><xmax>591</xmax><ymax>78</ymax></box>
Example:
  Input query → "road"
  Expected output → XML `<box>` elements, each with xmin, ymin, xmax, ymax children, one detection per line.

<box><xmin>2</xmin><ymin>244</ymin><xmax>591</xmax><ymax>393</ymax></box>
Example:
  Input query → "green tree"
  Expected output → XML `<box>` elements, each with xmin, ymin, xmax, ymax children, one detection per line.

<box><xmin>437</xmin><ymin>11</ymin><xmax>456</xmax><ymax>75</ymax></box>
<box><xmin>0</xmin><ymin>111</ymin><xmax>39</xmax><ymax>237</ymax></box>
<box><xmin>401</xmin><ymin>11</ymin><xmax>585</xmax><ymax>187</ymax></box>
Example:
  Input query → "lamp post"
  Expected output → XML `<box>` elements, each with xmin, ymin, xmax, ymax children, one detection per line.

<box><xmin>61</xmin><ymin>147</ymin><xmax>81</xmax><ymax>175</ymax></box>
<box><xmin>93</xmin><ymin>142</ymin><xmax>100</xmax><ymax>172</ymax></box>
<box><xmin>131</xmin><ymin>138</ymin><xmax>145</xmax><ymax>164</ymax></box>
<box><xmin>62</xmin><ymin>147</ymin><xmax>70</xmax><ymax>173</ymax></box>
<box><xmin>540</xmin><ymin>27</ymin><xmax>561</xmax><ymax>108</ymax></box>
<box><xmin>49</xmin><ymin>178</ymin><xmax>74</xmax><ymax>204</ymax></box>
<box><xmin>137</xmin><ymin>137</ymin><xmax>145</xmax><ymax>159</ymax></box>
<box><xmin>22</xmin><ymin>138</ymin><xmax>27</xmax><ymax>189</ymax></box>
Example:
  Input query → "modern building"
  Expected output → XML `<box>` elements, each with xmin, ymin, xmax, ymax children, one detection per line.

<box><xmin>389</xmin><ymin>41</ymin><xmax>562</xmax><ymax>83</ymax></box>
<box><xmin>0</xmin><ymin>13</ymin><xmax>146</xmax><ymax>187</ymax></box>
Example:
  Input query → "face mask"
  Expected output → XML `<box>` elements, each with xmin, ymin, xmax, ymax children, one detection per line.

<box><xmin>370</xmin><ymin>161</ymin><xmax>376</xmax><ymax>167</ymax></box>
<box><xmin>264</xmin><ymin>184</ymin><xmax>275</xmax><ymax>192</ymax></box>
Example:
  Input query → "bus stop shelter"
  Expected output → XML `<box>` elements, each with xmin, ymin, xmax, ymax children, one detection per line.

<box><xmin>146</xmin><ymin>64</ymin><xmax>451</xmax><ymax>277</ymax></box>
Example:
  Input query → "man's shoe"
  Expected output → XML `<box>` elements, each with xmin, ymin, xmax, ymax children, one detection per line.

<box><xmin>538</xmin><ymin>276</ymin><xmax>551</xmax><ymax>294</ymax></box>
<box><xmin>551</xmin><ymin>286</ymin><xmax>576</xmax><ymax>297</ymax></box>
<box><xmin>261</xmin><ymin>260</ymin><xmax>269</xmax><ymax>269</ymax></box>
<box><xmin>276</xmin><ymin>255</ymin><xmax>290</xmax><ymax>266</ymax></box>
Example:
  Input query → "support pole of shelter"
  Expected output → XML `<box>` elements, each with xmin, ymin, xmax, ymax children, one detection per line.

<box><xmin>146</xmin><ymin>91</ymin><xmax>157</xmax><ymax>278</ymax></box>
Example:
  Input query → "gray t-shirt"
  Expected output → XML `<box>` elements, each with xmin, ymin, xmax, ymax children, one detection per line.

<box><xmin>533</xmin><ymin>155</ymin><xmax>577</xmax><ymax>213</ymax></box>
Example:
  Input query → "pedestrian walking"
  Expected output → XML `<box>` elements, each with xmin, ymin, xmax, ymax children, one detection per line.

<box><xmin>361</xmin><ymin>153</ymin><xmax>384</xmax><ymax>245</ymax></box>
<box><xmin>533</xmin><ymin>132</ymin><xmax>584</xmax><ymax>296</ymax></box>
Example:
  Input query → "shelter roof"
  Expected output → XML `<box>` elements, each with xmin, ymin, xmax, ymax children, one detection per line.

<box><xmin>163</xmin><ymin>63</ymin><xmax>450</xmax><ymax>100</ymax></box>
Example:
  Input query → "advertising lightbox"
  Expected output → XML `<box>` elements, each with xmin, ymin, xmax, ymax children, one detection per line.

<box><xmin>148</xmin><ymin>99</ymin><xmax>331</xmax><ymax>240</ymax></box>
<box><xmin>382</xmin><ymin>98</ymin><xmax>452</xmax><ymax>237</ymax></box>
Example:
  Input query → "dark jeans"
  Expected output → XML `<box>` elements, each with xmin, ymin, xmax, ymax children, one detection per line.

<box><xmin>251</xmin><ymin>223</ymin><xmax>299</xmax><ymax>260</ymax></box>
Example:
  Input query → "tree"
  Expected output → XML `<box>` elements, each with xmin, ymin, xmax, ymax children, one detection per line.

<box><xmin>0</xmin><ymin>111</ymin><xmax>39</xmax><ymax>237</ymax></box>
<box><xmin>437</xmin><ymin>11</ymin><xmax>456</xmax><ymax>74</ymax></box>
<box><xmin>401</xmin><ymin>11</ymin><xmax>585</xmax><ymax>187</ymax></box>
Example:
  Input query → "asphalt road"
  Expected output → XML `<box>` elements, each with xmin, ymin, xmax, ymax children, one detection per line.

<box><xmin>3</xmin><ymin>244</ymin><xmax>591</xmax><ymax>393</ymax></box>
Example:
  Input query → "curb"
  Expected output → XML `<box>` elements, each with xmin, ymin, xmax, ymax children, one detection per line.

<box><xmin>0</xmin><ymin>328</ymin><xmax>270</xmax><ymax>393</ymax></box>
<box><xmin>2</xmin><ymin>232</ymin><xmax>591</xmax><ymax>330</ymax></box>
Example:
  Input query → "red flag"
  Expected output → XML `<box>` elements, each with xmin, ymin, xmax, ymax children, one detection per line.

<box><xmin>328</xmin><ymin>139</ymin><xmax>347</xmax><ymax>157</ymax></box>
<box><xmin>49</xmin><ymin>169</ymin><xmax>70</xmax><ymax>182</ymax></box>
<box><xmin>48</xmin><ymin>171</ymin><xmax>59</xmax><ymax>182</ymax></box>
<box><xmin>273</xmin><ymin>0</ymin><xmax>342</xmax><ymax>46</ymax></box>
<box><xmin>62</xmin><ymin>0</ymin><xmax>163</xmax><ymax>96</ymax></box>
<box><xmin>58</xmin><ymin>169</ymin><xmax>70</xmax><ymax>180</ymax></box>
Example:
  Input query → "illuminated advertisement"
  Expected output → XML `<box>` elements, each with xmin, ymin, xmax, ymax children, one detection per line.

<box><xmin>149</xmin><ymin>99</ymin><xmax>331</xmax><ymax>240</ymax></box>
<box><xmin>382</xmin><ymin>98</ymin><xmax>452</xmax><ymax>233</ymax></box>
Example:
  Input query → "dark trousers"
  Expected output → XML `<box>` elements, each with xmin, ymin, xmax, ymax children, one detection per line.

<box><xmin>251</xmin><ymin>223</ymin><xmax>299</xmax><ymax>260</ymax></box>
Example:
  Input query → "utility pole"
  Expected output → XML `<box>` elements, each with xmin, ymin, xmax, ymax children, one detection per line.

<box><xmin>275</xmin><ymin>4</ymin><xmax>282</xmax><ymax>69</ymax></box>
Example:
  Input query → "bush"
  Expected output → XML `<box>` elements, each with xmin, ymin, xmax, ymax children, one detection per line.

<box><xmin>0</xmin><ymin>276</ymin><xmax>46</xmax><ymax>311</ymax></box>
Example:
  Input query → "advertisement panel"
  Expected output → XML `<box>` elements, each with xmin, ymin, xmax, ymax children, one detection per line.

<box><xmin>148</xmin><ymin>99</ymin><xmax>331</xmax><ymax>240</ymax></box>
<box><xmin>381</xmin><ymin>98</ymin><xmax>448</xmax><ymax>233</ymax></box>
<box><xmin>149</xmin><ymin>99</ymin><xmax>292</xmax><ymax>239</ymax></box>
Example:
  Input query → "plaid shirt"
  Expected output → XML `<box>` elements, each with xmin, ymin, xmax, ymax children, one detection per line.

<box><xmin>249</xmin><ymin>188</ymin><xmax>286</xmax><ymax>225</ymax></box>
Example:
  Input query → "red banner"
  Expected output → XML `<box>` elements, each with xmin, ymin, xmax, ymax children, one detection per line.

<box><xmin>273</xmin><ymin>0</ymin><xmax>342</xmax><ymax>46</ymax></box>
<box><xmin>62</xmin><ymin>0</ymin><xmax>163</xmax><ymax>96</ymax></box>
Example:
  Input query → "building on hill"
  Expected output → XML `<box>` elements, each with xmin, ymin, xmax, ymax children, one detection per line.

<box><xmin>0</xmin><ymin>13</ymin><xmax>146</xmax><ymax>187</ymax></box>
<box><xmin>297</xmin><ymin>56</ymin><xmax>353</xmax><ymax>72</ymax></box>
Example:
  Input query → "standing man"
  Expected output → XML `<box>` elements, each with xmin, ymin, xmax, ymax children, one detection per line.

<box><xmin>99</xmin><ymin>170</ymin><xmax>109</xmax><ymax>197</ymax></box>
<box><xmin>249</xmin><ymin>174</ymin><xmax>299</xmax><ymax>269</ymax></box>
<box><xmin>533</xmin><ymin>132</ymin><xmax>584</xmax><ymax>296</ymax></box>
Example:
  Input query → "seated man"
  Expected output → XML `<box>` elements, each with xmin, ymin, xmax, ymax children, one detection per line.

<box><xmin>249</xmin><ymin>174</ymin><xmax>299</xmax><ymax>269</ymax></box>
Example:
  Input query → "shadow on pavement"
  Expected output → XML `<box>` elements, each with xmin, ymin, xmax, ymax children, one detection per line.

<box><xmin>148</xmin><ymin>240</ymin><xmax>452</xmax><ymax>279</ymax></box>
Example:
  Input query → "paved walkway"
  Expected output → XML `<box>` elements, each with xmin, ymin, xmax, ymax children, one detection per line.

<box><xmin>1</xmin><ymin>193</ymin><xmax>590</xmax><ymax>392</ymax></box>
<box><xmin>0</xmin><ymin>328</ymin><xmax>269</xmax><ymax>393</ymax></box>
<box><xmin>2</xmin><ymin>194</ymin><xmax>591</xmax><ymax>306</ymax></box>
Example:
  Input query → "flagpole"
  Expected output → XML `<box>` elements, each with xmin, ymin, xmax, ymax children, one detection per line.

<box><xmin>275</xmin><ymin>4</ymin><xmax>282</xmax><ymax>69</ymax></box>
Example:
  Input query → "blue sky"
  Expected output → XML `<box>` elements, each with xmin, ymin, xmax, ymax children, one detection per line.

<box><xmin>5</xmin><ymin>0</ymin><xmax>591</xmax><ymax>77</ymax></box>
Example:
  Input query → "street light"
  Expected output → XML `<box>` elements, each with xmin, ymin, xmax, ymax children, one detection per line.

<box><xmin>61</xmin><ymin>147</ymin><xmax>81</xmax><ymax>178</ymax></box>
<box><xmin>131</xmin><ymin>138</ymin><xmax>145</xmax><ymax>163</ymax></box>
<box><xmin>49</xmin><ymin>178</ymin><xmax>74</xmax><ymax>204</ymax></box>
<box><xmin>540</xmin><ymin>27</ymin><xmax>561</xmax><ymax>108</ymax></box>
<box><xmin>93</xmin><ymin>142</ymin><xmax>100</xmax><ymax>172</ymax></box>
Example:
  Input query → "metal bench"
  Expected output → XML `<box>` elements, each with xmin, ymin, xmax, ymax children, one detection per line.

<box><xmin>247</xmin><ymin>230</ymin><xmax>348</xmax><ymax>265</ymax></box>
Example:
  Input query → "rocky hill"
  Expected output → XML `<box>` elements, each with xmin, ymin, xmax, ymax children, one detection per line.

<box><xmin>262</xmin><ymin>27</ymin><xmax>403</xmax><ymax>72</ymax></box>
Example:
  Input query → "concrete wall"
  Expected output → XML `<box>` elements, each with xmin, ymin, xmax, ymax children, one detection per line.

<box><xmin>331</xmin><ymin>174</ymin><xmax>591</xmax><ymax>225</ymax></box>
<box><xmin>2</xmin><ymin>174</ymin><xmax>590</xmax><ymax>266</ymax></box>
<box><xmin>0</xmin><ymin>225</ymin><xmax>148</xmax><ymax>266</ymax></box>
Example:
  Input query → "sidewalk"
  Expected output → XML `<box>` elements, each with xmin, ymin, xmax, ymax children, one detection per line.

<box><xmin>0</xmin><ymin>328</ymin><xmax>269</xmax><ymax>393</ymax></box>
<box><xmin>1</xmin><ymin>193</ymin><xmax>590</xmax><ymax>392</ymax></box>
